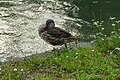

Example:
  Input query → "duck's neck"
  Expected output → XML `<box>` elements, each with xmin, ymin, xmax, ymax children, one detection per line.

<box><xmin>45</xmin><ymin>26</ymin><xmax>55</xmax><ymax>30</ymax></box>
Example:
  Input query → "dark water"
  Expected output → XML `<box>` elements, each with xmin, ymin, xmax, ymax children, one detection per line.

<box><xmin>60</xmin><ymin>0</ymin><xmax>120</xmax><ymax>21</ymax></box>
<box><xmin>0</xmin><ymin>0</ymin><xmax>119</xmax><ymax>62</ymax></box>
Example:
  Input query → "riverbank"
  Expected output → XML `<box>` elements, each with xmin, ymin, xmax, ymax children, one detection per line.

<box><xmin>0</xmin><ymin>0</ymin><xmax>120</xmax><ymax>79</ymax></box>
<box><xmin>0</xmin><ymin>36</ymin><xmax>120</xmax><ymax>80</ymax></box>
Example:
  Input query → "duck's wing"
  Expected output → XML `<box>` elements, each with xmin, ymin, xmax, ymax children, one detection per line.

<box><xmin>47</xmin><ymin>27</ymin><xmax>71</xmax><ymax>39</ymax></box>
<box><xmin>40</xmin><ymin>31</ymin><xmax>64</xmax><ymax>45</ymax></box>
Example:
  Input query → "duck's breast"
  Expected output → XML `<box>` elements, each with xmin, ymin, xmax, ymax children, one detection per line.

<box><xmin>38</xmin><ymin>24</ymin><xmax>46</xmax><ymax>35</ymax></box>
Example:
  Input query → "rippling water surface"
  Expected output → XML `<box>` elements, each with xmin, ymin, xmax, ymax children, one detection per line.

<box><xmin>0</xmin><ymin>0</ymin><xmax>119</xmax><ymax>62</ymax></box>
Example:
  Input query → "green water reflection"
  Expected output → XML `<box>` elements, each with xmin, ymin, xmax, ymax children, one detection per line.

<box><xmin>59</xmin><ymin>0</ymin><xmax>120</xmax><ymax>21</ymax></box>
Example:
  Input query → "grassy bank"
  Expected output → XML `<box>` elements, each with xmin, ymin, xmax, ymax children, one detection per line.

<box><xmin>0</xmin><ymin>18</ymin><xmax>120</xmax><ymax>80</ymax></box>
<box><xmin>0</xmin><ymin>37</ymin><xmax>120</xmax><ymax>80</ymax></box>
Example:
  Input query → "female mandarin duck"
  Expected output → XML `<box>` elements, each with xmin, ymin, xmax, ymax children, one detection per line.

<box><xmin>38</xmin><ymin>19</ymin><xmax>79</xmax><ymax>48</ymax></box>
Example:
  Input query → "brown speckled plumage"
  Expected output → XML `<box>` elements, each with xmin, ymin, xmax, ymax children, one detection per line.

<box><xmin>38</xmin><ymin>19</ymin><xmax>79</xmax><ymax>46</ymax></box>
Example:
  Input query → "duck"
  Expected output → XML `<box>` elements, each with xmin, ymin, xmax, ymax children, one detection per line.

<box><xmin>38</xmin><ymin>19</ymin><xmax>79</xmax><ymax>48</ymax></box>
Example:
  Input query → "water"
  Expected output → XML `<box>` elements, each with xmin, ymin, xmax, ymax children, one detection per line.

<box><xmin>59</xmin><ymin>0</ymin><xmax>120</xmax><ymax>21</ymax></box>
<box><xmin>0</xmin><ymin>0</ymin><xmax>119</xmax><ymax>62</ymax></box>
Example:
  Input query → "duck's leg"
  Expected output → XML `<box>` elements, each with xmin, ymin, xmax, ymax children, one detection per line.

<box><xmin>75</xmin><ymin>40</ymin><xmax>78</xmax><ymax>48</ymax></box>
<box><xmin>52</xmin><ymin>47</ymin><xmax>56</xmax><ymax>51</ymax></box>
<box><xmin>52</xmin><ymin>47</ymin><xmax>61</xmax><ymax>56</ymax></box>
<box><xmin>52</xmin><ymin>47</ymin><xmax>58</xmax><ymax>55</ymax></box>
<box><xmin>64</xmin><ymin>43</ymin><xmax>68</xmax><ymax>49</ymax></box>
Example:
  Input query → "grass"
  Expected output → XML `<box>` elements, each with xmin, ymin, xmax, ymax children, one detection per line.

<box><xmin>0</xmin><ymin>43</ymin><xmax>120</xmax><ymax>79</ymax></box>
<box><xmin>0</xmin><ymin>18</ymin><xmax>120</xmax><ymax>80</ymax></box>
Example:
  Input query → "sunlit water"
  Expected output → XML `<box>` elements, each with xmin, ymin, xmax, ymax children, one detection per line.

<box><xmin>1</xmin><ymin>0</ymin><xmax>113</xmax><ymax>62</ymax></box>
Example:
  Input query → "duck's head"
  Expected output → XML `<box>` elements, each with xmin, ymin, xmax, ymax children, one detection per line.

<box><xmin>45</xmin><ymin>19</ymin><xmax>55</xmax><ymax>29</ymax></box>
